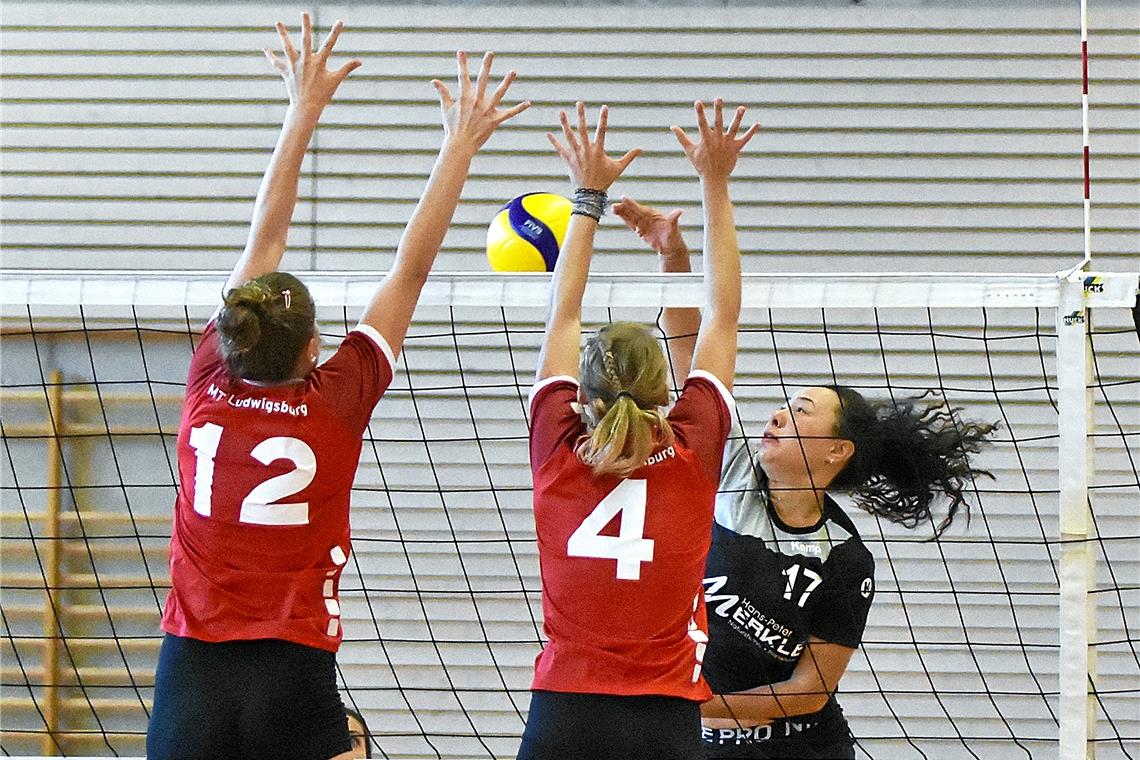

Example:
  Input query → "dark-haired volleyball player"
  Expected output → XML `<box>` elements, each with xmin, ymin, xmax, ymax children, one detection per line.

<box><xmin>517</xmin><ymin>100</ymin><xmax>758</xmax><ymax>760</ymax></box>
<box><xmin>145</xmin><ymin>15</ymin><xmax>529</xmax><ymax>759</ymax></box>
<box><xmin>615</xmin><ymin>197</ymin><xmax>998</xmax><ymax>759</ymax></box>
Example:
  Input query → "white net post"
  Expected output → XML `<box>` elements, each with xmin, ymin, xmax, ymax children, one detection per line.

<box><xmin>1056</xmin><ymin>272</ymin><xmax>1097</xmax><ymax>760</ymax></box>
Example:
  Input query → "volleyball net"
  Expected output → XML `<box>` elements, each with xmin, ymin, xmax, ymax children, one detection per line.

<box><xmin>1</xmin><ymin>270</ymin><xmax>1137</xmax><ymax>759</ymax></box>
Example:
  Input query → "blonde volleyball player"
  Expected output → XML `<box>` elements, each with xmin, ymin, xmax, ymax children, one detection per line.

<box><xmin>146</xmin><ymin>16</ymin><xmax>529</xmax><ymax>759</ymax></box>
<box><xmin>614</xmin><ymin>197</ymin><xmax>997</xmax><ymax>759</ymax></box>
<box><xmin>518</xmin><ymin>100</ymin><xmax>758</xmax><ymax>760</ymax></box>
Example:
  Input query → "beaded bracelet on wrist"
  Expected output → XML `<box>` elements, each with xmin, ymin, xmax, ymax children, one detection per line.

<box><xmin>571</xmin><ymin>187</ymin><xmax>608</xmax><ymax>221</ymax></box>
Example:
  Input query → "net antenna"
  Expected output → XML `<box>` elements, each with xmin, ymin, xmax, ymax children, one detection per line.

<box><xmin>1061</xmin><ymin>0</ymin><xmax>1093</xmax><ymax>279</ymax></box>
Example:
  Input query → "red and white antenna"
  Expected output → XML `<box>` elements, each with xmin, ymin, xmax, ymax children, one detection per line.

<box><xmin>1080</xmin><ymin>0</ymin><xmax>1091</xmax><ymax>270</ymax></box>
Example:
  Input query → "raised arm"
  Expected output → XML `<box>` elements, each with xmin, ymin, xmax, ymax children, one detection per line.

<box><xmin>612</xmin><ymin>196</ymin><xmax>697</xmax><ymax>388</ymax></box>
<box><xmin>225</xmin><ymin>14</ymin><xmax>360</xmax><ymax>294</ymax></box>
<box><xmin>358</xmin><ymin>52</ymin><xmax>529</xmax><ymax>358</ymax></box>
<box><xmin>535</xmin><ymin>103</ymin><xmax>642</xmax><ymax>381</ymax></box>
<box><xmin>669</xmin><ymin>100</ymin><xmax>759</xmax><ymax>392</ymax></box>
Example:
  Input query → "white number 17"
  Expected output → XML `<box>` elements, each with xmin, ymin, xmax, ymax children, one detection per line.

<box><xmin>782</xmin><ymin>564</ymin><xmax>823</xmax><ymax>608</ymax></box>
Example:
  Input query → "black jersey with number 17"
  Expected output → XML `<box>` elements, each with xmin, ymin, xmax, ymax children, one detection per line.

<box><xmin>700</xmin><ymin>421</ymin><xmax>875</xmax><ymax>757</ymax></box>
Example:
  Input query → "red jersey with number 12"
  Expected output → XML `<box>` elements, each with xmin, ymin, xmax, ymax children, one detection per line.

<box><xmin>161</xmin><ymin>321</ymin><xmax>393</xmax><ymax>652</ymax></box>
<box><xmin>528</xmin><ymin>371</ymin><xmax>733</xmax><ymax>700</ymax></box>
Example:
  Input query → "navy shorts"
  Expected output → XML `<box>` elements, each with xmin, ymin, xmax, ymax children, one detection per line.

<box><xmin>516</xmin><ymin>690</ymin><xmax>704</xmax><ymax>760</ymax></box>
<box><xmin>147</xmin><ymin>634</ymin><xmax>352</xmax><ymax>760</ymax></box>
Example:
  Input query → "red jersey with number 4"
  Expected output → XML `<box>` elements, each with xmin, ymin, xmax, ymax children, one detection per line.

<box><xmin>160</xmin><ymin>320</ymin><xmax>393</xmax><ymax>653</ymax></box>
<box><xmin>528</xmin><ymin>371</ymin><xmax>733</xmax><ymax>701</ymax></box>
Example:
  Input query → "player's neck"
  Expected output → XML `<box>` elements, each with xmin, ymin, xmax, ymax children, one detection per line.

<box><xmin>240</xmin><ymin>376</ymin><xmax>305</xmax><ymax>387</ymax></box>
<box><xmin>767</xmin><ymin>479</ymin><xmax>826</xmax><ymax>528</ymax></box>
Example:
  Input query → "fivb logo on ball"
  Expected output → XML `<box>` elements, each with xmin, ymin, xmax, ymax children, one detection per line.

<box><xmin>486</xmin><ymin>192</ymin><xmax>572</xmax><ymax>272</ymax></box>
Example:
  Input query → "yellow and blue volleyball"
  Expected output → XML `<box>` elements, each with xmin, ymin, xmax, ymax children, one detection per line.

<box><xmin>486</xmin><ymin>192</ymin><xmax>572</xmax><ymax>272</ymax></box>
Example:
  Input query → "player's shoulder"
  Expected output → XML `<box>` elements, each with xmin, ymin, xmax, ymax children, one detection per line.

<box><xmin>823</xmin><ymin>502</ymin><xmax>874</xmax><ymax>568</ymax></box>
<box><xmin>528</xmin><ymin>374</ymin><xmax>578</xmax><ymax>408</ymax></box>
<box><xmin>824</xmin><ymin>497</ymin><xmax>862</xmax><ymax>539</ymax></box>
<box><xmin>343</xmin><ymin>324</ymin><xmax>396</xmax><ymax>369</ymax></box>
<box><xmin>674</xmin><ymin>370</ymin><xmax>734</xmax><ymax>412</ymax></box>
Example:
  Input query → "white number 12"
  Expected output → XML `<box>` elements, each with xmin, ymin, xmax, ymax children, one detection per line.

<box><xmin>567</xmin><ymin>479</ymin><xmax>654</xmax><ymax>580</ymax></box>
<box><xmin>188</xmin><ymin>423</ymin><xmax>316</xmax><ymax>526</ymax></box>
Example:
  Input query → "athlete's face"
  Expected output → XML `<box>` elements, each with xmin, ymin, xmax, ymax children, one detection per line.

<box><xmin>757</xmin><ymin>387</ymin><xmax>853</xmax><ymax>487</ymax></box>
<box><xmin>347</xmin><ymin>712</ymin><xmax>369</xmax><ymax>758</ymax></box>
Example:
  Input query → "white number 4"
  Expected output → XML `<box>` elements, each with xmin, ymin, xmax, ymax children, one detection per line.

<box><xmin>567</xmin><ymin>479</ymin><xmax>654</xmax><ymax>580</ymax></box>
<box><xmin>782</xmin><ymin>564</ymin><xmax>823</xmax><ymax>608</ymax></box>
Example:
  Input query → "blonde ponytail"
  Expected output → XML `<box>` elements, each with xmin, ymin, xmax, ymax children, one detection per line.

<box><xmin>576</xmin><ymin>322</ymin><xmax>673</xmax><ymax>478</ymax></box>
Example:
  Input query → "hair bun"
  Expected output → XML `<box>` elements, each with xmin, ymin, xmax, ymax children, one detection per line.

<box><xmin>219</xmin><ymin>281</ymin><xmax>274</xmax><ymax>355</ymax></box>
<box><xmin>224</xmin><ymin>280</ymin><xmax>274</xmax><ymax>310</ymax></box>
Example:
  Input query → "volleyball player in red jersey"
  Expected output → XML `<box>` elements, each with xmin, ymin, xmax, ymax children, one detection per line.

<box><xmin>145</xmin><ymin>15</ymin><xmax>529</xmax><ymax>760</ymax></box>
<box><xmin>516</xmin><ymin>100</ymin><xmax>759</xmax><ymax>760</ymax></box>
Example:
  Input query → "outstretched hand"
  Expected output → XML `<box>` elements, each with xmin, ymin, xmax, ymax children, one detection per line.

<box><xmin>672</xmin><ymin>99</ymin><xmax>760</xmax><ymax>182</ymax></box>
<box><xmin>613</xmin><ymin>196</ymin><xmax>685</xmax><ymax>255</ymax></box>
<box><xmin>431</xmin><ymin>51</ymin><xmax>530</xmax><ymax>155</ymax></box>
<box><xmin>547</xmin><ymin>102</ymin><xmax>642</xmax><ymax>192</ymax></box>
<box><xmin>264</xmin><ymin>13</ymin><xmax>360</xmax><ymax>112</ymax></box>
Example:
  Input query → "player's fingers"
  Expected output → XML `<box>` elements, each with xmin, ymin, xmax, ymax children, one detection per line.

<box><xmin>613</xmin><ymin>197</ymin><xmax>645</xmax><ymax>223</ymax></box>
<box><xmin>300</xmin><ymin>12</ymin><xmax>313</xmax><ymax>59</ymax></box>
<box><xmin>431</xmin><ymin>79</ymin><xmax>454</xmax><ymax>110</ymax></box>
<box><xmin>671</xmin><ymin>125</ymin><xmax>695</xmax><ymax>153</ymax></box>
<box><xmin>612</xmin><ymin>196</ymin><xmax>641</xmax><ymax>218</ymax></box>
<box><xmin>737</xmin><ymin>122</ymin><xmax>761</xmax><ymax>149</ymax></box>
<box><xmin>276</xmin><ymin>22</ymin><xmax>298</xmax><ymax>64</ymax></box>
<box><xmin>560</xmin><ymin>110</ymin><xmax>581</xmax><ymax>152</ymax></box>
<box><xmin>334</xmin><ymin>59</ymin><xmax>362</xmax><ymax>82</ymax></box>
<box><xmin>546</xmin><ymin>132</ymin><xmax>569</xmax><ymax>159</ymax></box>
<box><xmin>667</xmin><ymin>209</ymin><xmax>684</xmax><ymax>225</ymax></box>
<box><xmin>488</xmin><ymin>69</ymin><xmax>517</xmax><ymax>109</ymax></box>
<box><xmin>713</xmin><ymin>97</ymin><xmax>725</xmax><ymax>134</ymax></box>
<box><xmin>616</xmin><ymin>147</ymin><xmax>643</xmax><ymax>173</ymax></box>
<box><xmin>594</xmin><ymin>105</ymin><xmax>609</xmax><ymax>149</ymax></box>
<box><xmin>619</xmin><ymin>197</ymin><xmax>656</xmax><ymax>228</ymax></box>
<box><xmin>575</xmin><ymin>101</ymin><xmax>590</xmax><ymax>145</ymax></box>
<box><xmin>495</xmin><ymin>100</ymin><xmax>531</xmax><ymax>125</ymax></box>
<box><xmin>694</xmin><ymin>100</ymin><xmax>710</xmax><ymax>135</ymax></box>
<box><xmin>264</xmin><ymin>48</ymin><xmax>288</xmax><ymax>74</ymax></box>
<box><xmin>456</xmin><ymin>50</ymin><xmax>471</xmax><ymax>99</ymax></box>
<box><xmin>475</xmin><ymin>51</ymin><xmax>493</xmax><ymax>103</ymax></box>
<box><xmin>318</xmin><ymin>19</ymin><xmax>344</xmax><ymax>61</ymax></box>
<box><xmin>726</xmin><ymin>105</ymin><xmax>746</xmax><ymax>139</ymax></box>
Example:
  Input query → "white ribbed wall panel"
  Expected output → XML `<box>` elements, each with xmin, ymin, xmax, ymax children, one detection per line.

<box><xmin>2</xmin><ymin>3</ymin><xmax>1138</xmax><ymax>274</ymax></box>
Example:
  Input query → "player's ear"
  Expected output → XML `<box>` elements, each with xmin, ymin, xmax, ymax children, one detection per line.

<box><xmin>830</xmin><ymin>438</ymin><xmax>855</xmax><ymax>468</ymax></box>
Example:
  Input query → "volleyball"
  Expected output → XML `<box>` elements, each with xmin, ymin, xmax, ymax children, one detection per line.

<box><xmin>486</xmin><ymin>192</ymin><xmax>572</xmax><ymax>272</ymax></box>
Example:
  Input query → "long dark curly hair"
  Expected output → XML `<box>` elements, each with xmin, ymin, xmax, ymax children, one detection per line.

<box><xmin>825</xmin><ymin>385</ymin><xmax>998</xmax><ymax>538</ymax></box>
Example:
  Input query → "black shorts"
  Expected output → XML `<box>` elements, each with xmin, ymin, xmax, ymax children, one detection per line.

<box><xmin>701</xmin><ymin>706</ymin><xmax>855</xmax><ymax>759</ymax></box>
<box><xmin>516</xmin><ymin>690</ymin><xmax>704</xmax><ymax>760</ymax></box>
<box><xmin>146</xmin><ymin>634</ymin><xmax>352</xmax><ymax>760</ymax></box>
